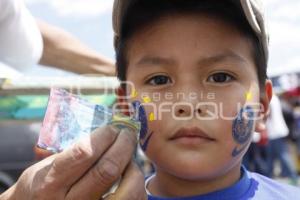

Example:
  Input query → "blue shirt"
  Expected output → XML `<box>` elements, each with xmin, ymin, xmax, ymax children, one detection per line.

<box><xmin>147</xmin><ymin>167</ymin><xmax>300</xmax><ymax>200</ymax></box>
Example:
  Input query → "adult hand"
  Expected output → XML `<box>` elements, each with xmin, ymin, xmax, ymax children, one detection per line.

<box><xmin>0</xmin><ymin>126</ymin><xmax>147</xmax><ymax>200</ymax></box>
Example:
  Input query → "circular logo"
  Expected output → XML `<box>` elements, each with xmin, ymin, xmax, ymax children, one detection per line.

<box><xmin>232</xmin><ymin>106</ymin><xmax>254</xmax><ymax>144</ymax></box>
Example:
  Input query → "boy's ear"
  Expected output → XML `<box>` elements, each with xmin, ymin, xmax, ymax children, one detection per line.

<box><xmin>255</xmin><ymin>79</ymin><xmax>273</xmax><ymax>133</ymax></box>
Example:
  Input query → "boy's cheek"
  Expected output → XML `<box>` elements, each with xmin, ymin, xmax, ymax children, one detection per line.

<box><xmin>212</xmin><ymin>96</ymin><xmax>257</xmax><ymax>158</ymax></box>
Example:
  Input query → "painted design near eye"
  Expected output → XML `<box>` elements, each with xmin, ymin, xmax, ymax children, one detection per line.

<box><xmin>149</xmin><ymin>112</ymin><xmax>155</xmax><ymax>121</ymax></box>
<box><xmin>245</xmin><ymin>91</ymin><xmax>253</xmax><ymax>101</ymax></box>
<box><xmin>132</xmin><ymin>101</ymin><xmax>153</xmax><ymax>151</ymax></box>
<box><xmin>131</xmin><ymin>89</ymin><xmax>138</xmax><ymax>98</ymax></box>
<box><xmin>207</xmin><ymin>72</ymin><xmax>234</xmax><ymax>83</ymax></box>
<box><xmin>141</xmin><ymin>131</ymin><xmax>154</xmax><ymax>152</ymax></box>
<box><xmin>142</xmin><ymin>96</ymin><xmax>152</xmax><ymax>103</ymax></box>
<box><xmin>231</xmin><ymin>106</ymin><xmax>254</xmax><ymax>157</ymax></box>
<box><xmin>146</xmin><ymin>75</ymin><xmax>172</xmax><ymax>86</ymax></box>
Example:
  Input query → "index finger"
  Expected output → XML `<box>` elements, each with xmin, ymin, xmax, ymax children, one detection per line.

<box><xmin>65</xmin><ymin>127</ymin><xmax>138</xmax><ymax>200</ymax></box>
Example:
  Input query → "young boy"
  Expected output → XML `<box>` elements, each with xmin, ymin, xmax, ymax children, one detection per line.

<box><xmin>112</xmin><ymin>0</ymin><xmax>300</xmax><ymax>199</ymax></box>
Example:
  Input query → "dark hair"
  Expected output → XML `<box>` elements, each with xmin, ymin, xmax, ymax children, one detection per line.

<box><xmin>115</xmin><ymin>0</ymin><xmax>267</xmax><ymax>89</ymax></box>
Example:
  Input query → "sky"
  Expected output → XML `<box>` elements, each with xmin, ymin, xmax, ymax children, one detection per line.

<box><xmin>24</xmin><ymin>0</ymin><xmax>300</xmax><ymax>76</ymax></box>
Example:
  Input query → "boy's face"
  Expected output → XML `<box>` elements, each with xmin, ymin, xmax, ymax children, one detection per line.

<box><xmin>124</xmin><ymin>13</ymin><xmax>271</xmax><ymax>180</ymax></box>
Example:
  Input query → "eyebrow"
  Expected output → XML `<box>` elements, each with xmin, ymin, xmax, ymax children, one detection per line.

<box><xmin>136</xmin><ymin>56</ymin><xmax>176</xmax><ymax>67</ymax></box>
<box><xmin>135</xmin><ymin>51</ymin><xmax>247</xmax><ymax>68</ymax></box>
<box><xmin>198</xmin><ymin>51</ymin><xmax>247</xmax><ymax>65</ymax></box>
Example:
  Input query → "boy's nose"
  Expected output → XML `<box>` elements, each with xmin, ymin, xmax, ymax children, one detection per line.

<box><xmin>175</xmin><ymin>104</ymin><xmax>203</xmax><ymax>117</ymax></box>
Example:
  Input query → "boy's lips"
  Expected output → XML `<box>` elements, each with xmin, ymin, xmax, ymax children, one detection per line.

<box><xmin>170</xmin><ymin>127</ymin><xmax>215</xmax><ymax>142</ymax></box>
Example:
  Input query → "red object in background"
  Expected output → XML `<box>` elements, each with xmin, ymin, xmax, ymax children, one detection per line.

<box><xmin>284</xmin><ymin>87</ymin><xmax>300</xmax><ymax>98</ymax></box>
<box><xmin>257</xmin><ymin>129</ymin><xmax>268</xmax><ymax>146</ymax></box>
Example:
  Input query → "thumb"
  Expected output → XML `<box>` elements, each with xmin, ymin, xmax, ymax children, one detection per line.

<box><xmin>104</xmin><ymin>161</ymin><xmax>147</xmax><ymax>200</ymax></box>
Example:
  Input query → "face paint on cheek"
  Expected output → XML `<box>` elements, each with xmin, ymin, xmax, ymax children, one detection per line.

<box><xmin>141</xmin><ymin>131</ymin><xmax>154</xmax><ymax>152</ymax></box>
<box><xmin>231</xmin><ymin>106</ymin><xmax>255</xmax><ymax>157</ymax></box>
<box><xmin>132</xmin><ymin>101</ymin><xmax>153</xmax><ymax>152</ymax></box>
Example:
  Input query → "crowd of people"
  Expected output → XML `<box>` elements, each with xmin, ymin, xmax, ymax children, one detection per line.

<box><xmin>244</xmin><ymin>93</ymin><xmax>300</xmax><ymax>185</ymax></box>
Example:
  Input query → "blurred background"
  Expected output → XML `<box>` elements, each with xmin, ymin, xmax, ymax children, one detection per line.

<box><xmin>0</xmin><ymin>0</ymin><xmax>299</xmax><ymax>193</ymax></box>
<box><xmin>23</xmin><ymin>0</ymin><xmax>115</xmax><ymax>77</ymax></box>
<box><xmin>22</xmin><ymin>0</ymin><xmax>300</xmax><ymax>77</ymax></box>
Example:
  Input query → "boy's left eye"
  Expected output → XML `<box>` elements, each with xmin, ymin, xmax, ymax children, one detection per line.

<box><xmin>146</xmin><ymin>75</ymin><xmax>172</xmax><ymax>86</ymax></box>
<box><xmin>207</xmin><ymin>72</ymin><xmax>235</xmax><ymax>83</ymax></box>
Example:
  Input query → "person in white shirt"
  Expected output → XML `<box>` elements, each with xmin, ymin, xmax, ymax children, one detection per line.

<box><xmin>0</xmin><ymin>0</ymin><xmax>43</xmax><ymax>76</ymax></box>
<box><xmin>266</xmin><ymin>94</ymin><xmax>298</xmax><ymax>184</ymax></box>
<box><xmin>0</xmin><ymin>0</ymin><xmax>115</xmax><ymax>77</ymax></box>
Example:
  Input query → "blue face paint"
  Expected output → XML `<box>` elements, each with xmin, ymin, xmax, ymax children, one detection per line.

<box><xmin>231</xmin><ymin>106</ymin><xmax>254</xmax><ymax>157</ymax></box>
<box><xmin>132</xmin><ymin>101</ymin><xmax>148</xmax><ymax>139</ymax></box>
<box><xmin>141</xmin><ymin>131</ymin><xmax>154</xmax><ymax>152</ymax></box>
<box><xmin>132</xmin><ymin>101</ymin><xmax>152</xmax><ymax>151</ymax></box>
<box><xmin>232</xmin><ymin>143</ymin><xmax>249</xmax><ymax>157</ymax></box>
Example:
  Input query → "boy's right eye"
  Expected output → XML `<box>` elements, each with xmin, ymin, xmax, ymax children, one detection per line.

<box><xmin>145</xmin><ymin>75</ymin><xmax>172</xmax><ymax>86</ymax></box>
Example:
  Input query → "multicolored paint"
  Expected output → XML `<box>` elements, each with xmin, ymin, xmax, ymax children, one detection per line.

<box><xmin>132</xmin><ymin>101</ymin><xmax>153</xmax><ymax>151</ymax></box>
<box><xmin>231</xmin><ymin>106</ymin><xmax>254</xmax><ymax>157</ymax></box>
